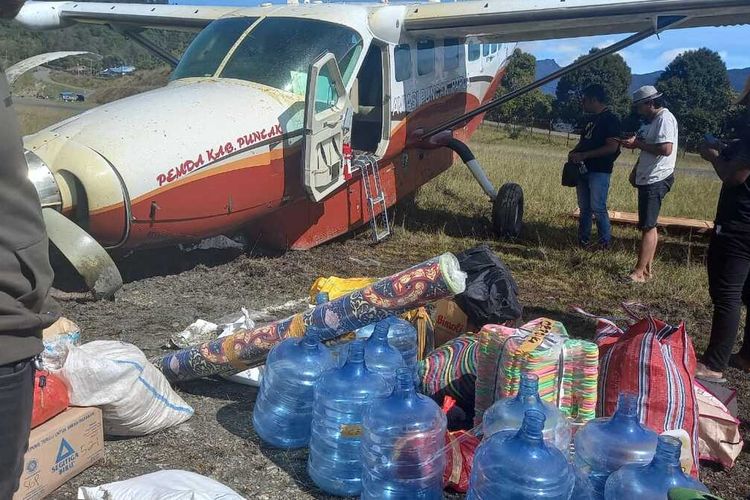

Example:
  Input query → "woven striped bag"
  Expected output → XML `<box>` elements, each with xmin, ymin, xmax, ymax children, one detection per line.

<box><xmin>595</xmin><ymin>314</ymin><xmax>701</xmax><ymax>477</ymax></box>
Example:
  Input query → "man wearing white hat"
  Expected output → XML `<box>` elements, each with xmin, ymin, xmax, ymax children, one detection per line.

<box><xmin>695</xmin><ymin>76</ymin><xmax>750</xmax><ymax>383</ymax></box>
<box><xmin>619</xmin><ymin>85</ymin><xmax>679</xmax><ymax>283</ymax></box>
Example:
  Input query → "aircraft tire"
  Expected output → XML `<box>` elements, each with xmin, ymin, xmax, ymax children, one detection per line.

<box><xmin>492</xmin><ymin>183</ymin><xmax>524</xmax><ymax>238</ymax></box>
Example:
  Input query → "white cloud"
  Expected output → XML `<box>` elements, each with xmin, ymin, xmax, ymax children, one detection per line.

<box><xmin>658</xmin><ymin>47</ymin><xmax>698</xmax><ymax>66</ymax></box>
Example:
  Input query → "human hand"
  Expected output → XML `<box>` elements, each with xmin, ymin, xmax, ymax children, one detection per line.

<box><xmin>619</xmin><ymin>136</ymin><xmax>638</xmax><ymax>150</ymax></box>
<box><xmin>699</xmin><ymin>142</ymin><xmax>720</xmax><ymax>163</ymax></box>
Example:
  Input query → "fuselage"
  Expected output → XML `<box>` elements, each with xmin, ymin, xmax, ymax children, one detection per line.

<box><xmin>24</xmin><ymin>4</ymin><xmax>509</xmax><ymax>251</ymax></box>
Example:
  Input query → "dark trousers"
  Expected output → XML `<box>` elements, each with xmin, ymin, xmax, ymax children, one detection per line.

<box><xmin>703</xmin><ymin>231</ymin><xmax>750</xmax><ymax>371</ymax></box>
<box><xmin>0</xmin><ymin>359</ymin><xmax>34</xmax><ymax>499</ymax></box>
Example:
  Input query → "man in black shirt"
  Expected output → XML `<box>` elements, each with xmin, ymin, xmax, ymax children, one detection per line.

<box><xmin>568</xmin><ymin>84</ymin><xmax>622</xmax><ymax>248</ymax></box>
<box><xmin>695</xmin><ymin>76</ymin><xmax>750</xmax><ymax>382</ymax></box>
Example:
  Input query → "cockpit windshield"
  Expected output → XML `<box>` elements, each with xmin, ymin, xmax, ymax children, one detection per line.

<box><xmin>172</xmin><ymin>17</ymin><xmax>258</xmax><ymax>80</ymax></box>
<box><xmin>172</xmin><ymin>17</ymin><xmax>363</xmax><ymax>97</ymax></box>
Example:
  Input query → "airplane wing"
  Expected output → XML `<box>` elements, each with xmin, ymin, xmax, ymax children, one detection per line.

<box><xmin>14</xmin><ymin>1</ymin><xmax>269</xmax><ymax>31</ymax></box>
<box><xmin>403</xmin><ymin>0</ymin><xmax>750</xmax><ymax>42</ymax></box>
<box><xmin>14</xmin><ymin>0</ymin><xmax>750</xmax><ymax>40</ymax></box>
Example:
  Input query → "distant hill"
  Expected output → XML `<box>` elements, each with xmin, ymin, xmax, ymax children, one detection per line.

<box><xmin>535</xmin><ymin>58</ymin><xmax>750</xmax><ymax>96</ymax></box>
<box><xmin>629</xmin><ymin>71</ymin><xmax>662</xmax><ymax>93</ymax></box>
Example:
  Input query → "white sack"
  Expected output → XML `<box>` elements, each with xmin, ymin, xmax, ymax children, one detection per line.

<box><xmin>77</xmin><ymin>470</ymin><xmax>245</xmax><ymax>500</ymax></box>
<box><xmin>60</xmin><ymin>341</ymin><xmax>193</xmax><ymax>436</ymax></box>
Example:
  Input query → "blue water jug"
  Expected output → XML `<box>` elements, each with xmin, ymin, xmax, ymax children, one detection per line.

<box><xmin>364</xmin><ymin>321</ymin><xmax>405</xmax><ymax>387</ymax></box>
<box><xmin>604</xmin><ymin>435</ymin><xmax>709</xmax><ymax>499</ymax></box>
<box><xmin>482</xmin><ymin>372</ymin><xmax>571</xmax><ymax>451</ymax></box>
<box><xmin>468</xmin><ymin>409</ymin><xmax>575</xmax><ymax>500</ymax></box>
<box><xmin>308</xmin><ymin>340</ymin><xmax>391</xmax><ymax>496</ymax></box>
<box><xmin>252</xmin><ymin>329</ymin><xmax>334</xmax><ymax>448</ymax></box>
<box><xmin>357</xmin><ymin>316</ymin><xmax>418</xmax><ymax>377</ymax></box>
<box><xmin>574</xmin><ymin>392</ymin><xmax>658</xmax><ymax>498</ymax></box>
<box><xmin>572</xmin><ymin>463</ymin><xmax>597</xmax><ymax>500</ymax></box>
<box><xmin>361</xmin><ymin>367</ymin><xmax>447</xmax><ymax>500</ymax></box>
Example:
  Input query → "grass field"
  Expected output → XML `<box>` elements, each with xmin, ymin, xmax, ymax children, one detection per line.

<box><xmin>395</xmin><ymin>124</ymin><xmax>721</xmax><ymax>323</ymax></box>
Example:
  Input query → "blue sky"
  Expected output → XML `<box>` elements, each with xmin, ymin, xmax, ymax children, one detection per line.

<box><xmin>170</xmin><ymin>0</ymin><xmax>750</xmax><ymax>73</ymax></box>
<box><xmin>520</xmin><ymin>25</ymin><xmax>750</xmax><ymax>73</ymax></box>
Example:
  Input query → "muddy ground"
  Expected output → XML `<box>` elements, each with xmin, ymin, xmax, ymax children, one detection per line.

<box><xmin>48</xmin><ymin>232</ymin><xmax>749</xmax><ymax>500</ymax></box>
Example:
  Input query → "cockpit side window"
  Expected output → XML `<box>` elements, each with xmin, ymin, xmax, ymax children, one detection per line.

<box><xmin>220</xmin><ymin>17</ymin><xmax>363</xmax><ymax>96</ymax></box>
<box><xmin>171</xmin><ymin>17</ymin><xmax>258</xmax><ymax>80</ymax></box>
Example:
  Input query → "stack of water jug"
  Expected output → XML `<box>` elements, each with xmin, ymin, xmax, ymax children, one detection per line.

<box><xmin>252</xmin><ymin>304</ymin><xmax>710</xmax><ymax>499</ymax></box>
<box><xmin>253</xmin><ymin>311</ymin><xmax>444</xmax><ymax>498</ymax></box>
<box><xmin>470</xmin><ymin>380</ymin><xmax>708</xmax><ymax>499</ymax></box>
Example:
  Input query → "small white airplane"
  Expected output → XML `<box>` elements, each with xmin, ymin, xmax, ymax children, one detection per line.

<box><xmin>13</xmin><ymin>0</ymin><xmax>750</xmax><ymax>297</ymax></box>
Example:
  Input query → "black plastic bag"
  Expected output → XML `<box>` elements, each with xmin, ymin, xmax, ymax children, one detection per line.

<box><xmin>454</xmin><ymin>244</ymin><xmax>522</xmax><ymax>326</ymax></box>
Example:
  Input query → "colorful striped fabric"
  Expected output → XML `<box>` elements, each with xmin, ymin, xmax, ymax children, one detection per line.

<box><xmin>474</xmin><ymin>319</ymin><xmax>599</xmax><ymax>426</ymax></box>
<box><xmin>595</xmin><ymin>315</ymin><xmax>701</xmax><ymax>477</ymax></box>
<box><xmin>419</xmin><ymin>335</ymin><xmax>478</xmax><ymax>415</ymax></box>
<box><xmin>419</xmin><ymin>335</ymin><xmax>477</xmax><ymax>398</ymax></box>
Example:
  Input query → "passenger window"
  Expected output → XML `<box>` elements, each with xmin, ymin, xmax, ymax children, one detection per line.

<box><xmin>482</xmin><ymin>44</ymin><xmax>490</xmax><ymax>57</ymax></box>
<box><xmin>468</xmin><ymin>43</ymin><xmax>480</xmax><ymax>62</ymax></box>
<box><xmin>417</xmin><ymin>40</ymin><xmax>435</xmax><ymax>76</ymax></box>
<box><xmin>395</xmin><ymin>43</ymin><xmax>412</xmax><ymax>82</ymax></box>
<box><xmin>444</xmin><ymin>38</ymin><xmax>460</xmax><ymax>71</ymax></box>
<box><xmin>491</xmin><ymin>43</ymin><xmax>499</xmax><ymax>54</ymax></box>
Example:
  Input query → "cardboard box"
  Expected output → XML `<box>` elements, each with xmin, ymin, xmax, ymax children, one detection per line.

<box><xmin>433</xmin><ymin>299</ymin><xmax>471</xmax><ymax>347</ymax></box>
<box><xmin>13</xmin><ymin>407</ymin><xmax>104</xmax><ymax>500</ymax></box>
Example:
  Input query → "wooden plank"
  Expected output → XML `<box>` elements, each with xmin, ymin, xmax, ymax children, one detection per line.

<box><xmin>572</xmin><ymin>209</ymin><xmax>714</xmax><ymax>233</ymax></box>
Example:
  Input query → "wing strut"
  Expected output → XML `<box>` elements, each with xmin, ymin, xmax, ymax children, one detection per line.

<box><xmin>420</xmin><ymin>15</ymin><xmax>686</xmax><ymax>139</ymax></box>
<box><xmin>120</xmin><ymin>29</ymin><xmax>180</xmax><ymax>67</ymax></box>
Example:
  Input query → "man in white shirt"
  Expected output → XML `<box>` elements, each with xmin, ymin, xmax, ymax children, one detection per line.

<box><xmin>619</xmin><ymin>86</ymin><xmax>678</xmax><ymax>283</ymax></box>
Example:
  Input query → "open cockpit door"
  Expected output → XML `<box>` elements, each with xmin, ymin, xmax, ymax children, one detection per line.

<box><xmin>302</xmin><ymin>52</ymin><xmax>353</xmax><ymax>202</ymax></box>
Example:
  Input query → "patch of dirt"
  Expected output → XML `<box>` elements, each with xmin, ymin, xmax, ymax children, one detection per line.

<box><xmin>48</xmin><ymin>234</ymin><xmax>748</xmax><ymax>499</ymax></box>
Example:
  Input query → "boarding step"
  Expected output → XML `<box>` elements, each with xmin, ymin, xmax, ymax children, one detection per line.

<box><xmin>352</xmin><ymin>152</ymin><xmax>391</xmax><ymax>243</ymax></box>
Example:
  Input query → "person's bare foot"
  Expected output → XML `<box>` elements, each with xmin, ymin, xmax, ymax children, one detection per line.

<box><xmin>695</xmin><ymin>362</ymin><xmax>726</xmax><ymax>383</ymax></box>
<box><xmin>628</xmin><ymin>271</ymin><xmax>648</xmax><ymax>283</ymax></box>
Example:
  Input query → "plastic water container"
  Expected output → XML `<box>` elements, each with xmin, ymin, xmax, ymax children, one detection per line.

<box><xmin>468</xmin><ymin>409</ymin><xmax>575</xmax><ymax>500</ymax></box>
<box><xmin>604</xmin><ymin>435</ymin><xmax>709</xmax><ymax>499</ymax></box>
<box><xmin>252</xmin><ymin>329</ymin><xmax>334</xmax><ymax>448</ymax></box>
<box><xmin>574</xmin><ymin>392</ymin><xmax>658</xmax><ymax>497</ymax></box>
<box><xmin>307</xmin><ymin>340</ymin><xmax>390</xmax><ymax>496</ymax></box>
<box><xmin>572</xmin><ymin>464</ymin><xmax>597</xmax><ymax>500</ymax></box>
<box><xmin>361</xmin><ymin>367</ymin><xmax>447</xmax><ymax>499</ymax></box>
<box><xmin>482</xmin><ymin>372</ymin><xmax>571</xmax><ymax>451</ymax></box>
<box><xmin>357</xmin><ymin>316</ymin><xmax>418</xmax><ymax>377</ymax></box>
<box><xmin>364</xmin><ymin>321</ymin><xmax>405</xmax><ymax>387</ymax></box>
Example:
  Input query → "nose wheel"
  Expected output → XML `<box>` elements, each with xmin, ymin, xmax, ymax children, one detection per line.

<box><xmin>492</xmin><ymin>183</ymin><xmax>524</xmax><ymax>239</ymax></box>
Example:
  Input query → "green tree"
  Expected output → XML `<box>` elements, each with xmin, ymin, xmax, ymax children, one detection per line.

<box><xmin>489</xmin><ymin>48</ymin><xmax>554</xmax><ymax>126</ymax></box>
<box><xmin>555</xmin><ymin>49</ymin><xmax>632</xmax><ymax>124</ymax></box>
<box><xmin>656</xmin><ymin>48</ymin><xmax>732</xmax><ymax>150</ymax></box>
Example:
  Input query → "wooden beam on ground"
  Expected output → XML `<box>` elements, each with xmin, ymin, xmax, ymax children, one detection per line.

<box><xmin>572</xmin><ymin>209</ymin><xmax>714</xmax><ymax>233</ymax></box>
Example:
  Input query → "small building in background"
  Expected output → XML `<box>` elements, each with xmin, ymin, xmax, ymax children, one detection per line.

<box><xmin>99</xmin><ymin>65</ymin><xmax>136</xmax><ymax>77</ymax></box>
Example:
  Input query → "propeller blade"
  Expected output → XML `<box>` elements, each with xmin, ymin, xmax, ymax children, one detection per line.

<box><xmin>42</xmin><ymin>208</ymin><xmax>123</xmax><ymax>299</ymax></box>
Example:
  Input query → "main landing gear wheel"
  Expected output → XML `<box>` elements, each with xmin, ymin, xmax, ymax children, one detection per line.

<box><xmin>492</xmin><ymin>183</ymin><xmax>524</xmax><ymax>239</ymax></box>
